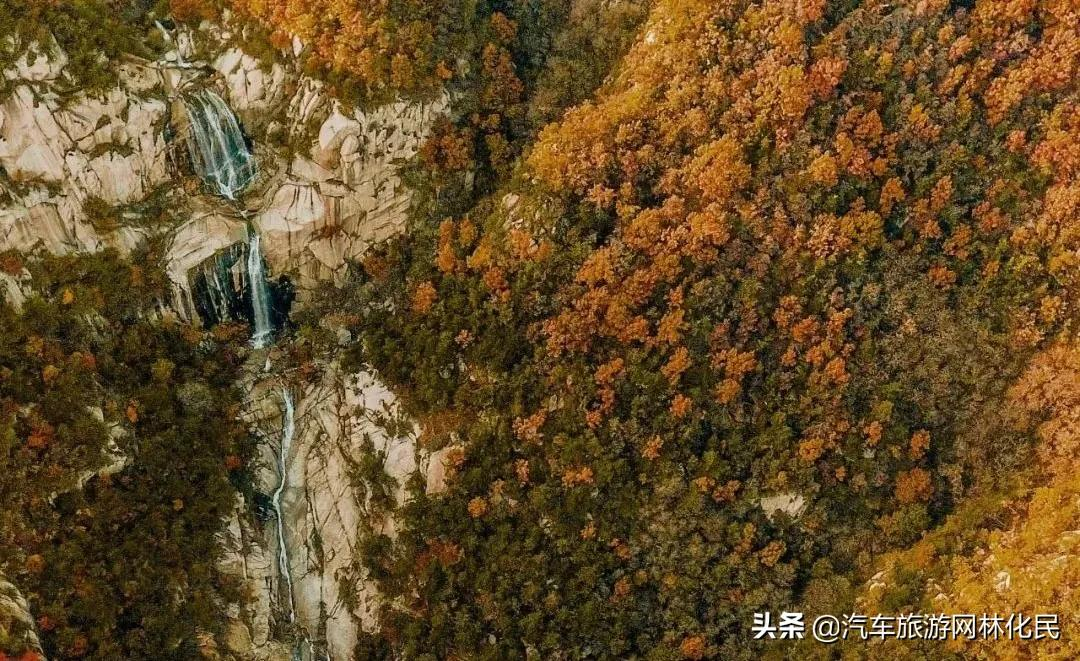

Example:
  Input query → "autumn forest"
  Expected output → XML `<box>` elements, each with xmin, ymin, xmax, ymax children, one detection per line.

<box><xmin>1</xmin><ymin>0</ymin><xmax>1078</xmax><ymax>659</ymax></box>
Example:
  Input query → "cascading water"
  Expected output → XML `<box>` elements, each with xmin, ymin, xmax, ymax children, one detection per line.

<box><xmin>247</xmin><ymin>229</ymin><xmax>274</xmax><ymax>349</ymax></box>
<box><xmin>272</xmin><ymin>388</ymin><xmax>298</xmax><ymax>625</ymax></box>
<box><xmin>183</xmin><ymin>89</ymin><xmax>258</xmax><ymax>200</ymax></box>
<box><xmin>179</xmin><ymin>89</ymin><xmax>278</xmax><ymax>340</ymax></box>
<box><xmin>177</xmin><ymin>71</ymin><xmax>316</xmax><ymax>658</ymax></box>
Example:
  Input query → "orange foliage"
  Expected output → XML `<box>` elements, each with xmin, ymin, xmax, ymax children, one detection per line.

<box><xmin>368</xmin><ymin>0</ymin><xmax>1080</xmax><ymax>647</ymax></box>
<box><xmin>909</xmin><ymin>430</ymin><xmax>931</xmax><ymax>460</ymax></box>
<box><xmin>411</xmin><ymin>281</ymin><xmax>438</xmax><ymax>314</ymax></box>
<box><xmin>660</xmin><ymin>347</ymin><xmax>691</xmax><ymax>386</ymax></box>
<box><xmin>228</xmin><ymin>0</ymin><xmax>452</xmax><ymax>98</ymax></box>
<box><xmin>895</xmin><ymin>468</ymin><xmax>933</xmax><ymax>504</ymax></box>
<box><xmin>641</xmin><ymin>435</ymin><xmax>664</xmax><ymax>460</ymax></box>
<box><xmin>670</xmin><ymin>393</ymin><xmax>692</xmax><ymax>419</ymax></box>
<box><xmin>25</xmin><ymin>554</ymin><xmax>44</xmax><ymax>575</ymax></box>
<box><xmin>561</xmin><ymin>466</ymin><xmax>596</xmax><ymax>487</ymax></box>
<box><xmin>512</xmin><ymin>410</ymin><xmax>547</xmax><ymax>444</ymax></box>
<box><xmin>467</xmin><ymin>497</ymin><xmax>488</xmax><ymax>518</ymax></box>
<box><xmin>1009</xmin><ymin>343</ymin><xmax>1080</xmax><ymax>472</ymax></box>
<box><xmin>759</xmin><ymin>540</ymin><xmax>786</xmax><ymax>568</ymax></box>
<box><xmin>679</xmin><ymin>635</ymin><xmax>707</xmax><ymax>660</ymax></box>
<box><xmin>420</xmin><ymin>121</ymin><xmax>475</xmax><ymax>174</ymax></box>
<box><xmin>25</xmin><ymin>418</ymin><xmax>53</xmax><ymax>450</ymax></box>
<box><xmin>798</xmin><ymin>436</ymin><xmax>826</xmax><ymax>463</ymax></box>
<box><xmin>41</xmin><ymin>364</ymin><xmax>59</xmax><ymax>385</ymax></box>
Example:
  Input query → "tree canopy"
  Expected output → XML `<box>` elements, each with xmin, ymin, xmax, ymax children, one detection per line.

<box><xmin>331</xmin><ymin>0</ymin><xmax>1079</xmax><ymax>657</ymax></box>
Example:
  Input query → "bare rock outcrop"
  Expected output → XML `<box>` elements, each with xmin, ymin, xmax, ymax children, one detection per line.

<box><xmin>0</xmin><ymin>574</ymin><xmax>45</xmax><ymax>659</ymax></box>
<box><xmin>1</xmin><ymin>25</ymin><xmax>447</xmax><ymax>320</ymax></box>
<box><xmin>253</xmin><ymin>93</ymin><xmax>448</xmax><ymax>291</ymax></box>
<box><xmin>226</xmin><ymin>360</ymin><xmax>438</xmax><ymax>659</ymax></box>
<box><xmin>0</xmin><ymin>44</ymin><xmax>170</xmax><ymax>256</ymax></box>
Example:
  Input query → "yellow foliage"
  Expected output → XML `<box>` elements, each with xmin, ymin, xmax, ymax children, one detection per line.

<box><xmin>467</xmin><ymin>497</ymin><xmax>488</xmax><ymax>518</ymax></box>
<box><xmin>228</xmin><ymin>0</ymin><xmax>450</xmax><ymax>98</ymax></box>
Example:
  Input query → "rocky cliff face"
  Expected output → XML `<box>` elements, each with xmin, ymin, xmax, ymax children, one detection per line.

<box><xmin>229</xmin><ymin>361</ymin><xmax>429</xmax><ymax>660</ymax></box>
<box><xmin>0</xmin><ymin>15</ymin><xmax>447</xmax><ymax>661</ymax></box>
<box><xmin>0</xmin><ymin>19</ymin><xmax>447</xmax><ymax>315</ymax></box>
<box><xmin>0</xmin><ymin>39</ymin><xmax>168</xmax><ymax>257</ymax></box>
<box><xmin>206</xmin><ymin>31</ymin><xmax>449</xmax><ymax>295</ymax></box>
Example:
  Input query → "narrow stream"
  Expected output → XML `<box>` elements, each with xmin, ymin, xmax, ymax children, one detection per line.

<box><xmin>272</xmin><ymin>387</ymin><xmax>297</xmax><ymax>624</ymax></box>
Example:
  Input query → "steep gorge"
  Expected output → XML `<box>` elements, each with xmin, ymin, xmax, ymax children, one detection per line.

<box><xmin>0</xmin><ymin>9</ymin><xmax>445</xmax><ymax>661</ymax></box>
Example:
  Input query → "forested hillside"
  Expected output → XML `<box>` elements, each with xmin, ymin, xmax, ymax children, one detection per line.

<box><xmin>330</xmin><ymin>0</ymin><xmax>1080</xmax><ymax>657</ymax></box>
<box><xmin>0</xmin><ymin>0</ymin><xmax>1076</xmax><ymax>658</ymax></box>
<box><xmin>0</xmin><ymin>250</ymin><xmax>252</xmax><ymax>659</ymax></box>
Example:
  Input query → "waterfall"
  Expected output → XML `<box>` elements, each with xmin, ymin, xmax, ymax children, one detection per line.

<box><xmin>272</xmin><ymin>388</ymin><xmax>298</xmax><ymax>624</ymax></box>
<box><xmin>248</xmin><ymin>230</ymin><xmax>274</xmax><ymax>348</ymax></box>
<box><xmin>183</xmin><ymin>89</ymin><xmax>258</xmax><ymax>199</ymax></box>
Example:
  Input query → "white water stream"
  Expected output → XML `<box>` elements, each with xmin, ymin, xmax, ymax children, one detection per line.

<box><xmin>272</xmin><ymin>388</ymin><xmax>297</xmax><ymax>623</ymax></box>
<box><xmin>247</xmin><ymin>231</ymin><xmax>274</xmax><ymax>349</ymax></box>
<box><xmin>180</xmin><ymin>73</ymin><xmax>317</xmax><ymax>659</ymax></box>
<box><xmin>183</xmin><ymin>89</ymin><xmax>258</xmax><ymax>199</ymax></box>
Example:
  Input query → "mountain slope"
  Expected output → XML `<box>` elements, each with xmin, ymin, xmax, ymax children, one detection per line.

<box><xmin>338</xmin><ymin>0</ymin><xmax>1079</xmax><ymax>657</ymax></box>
